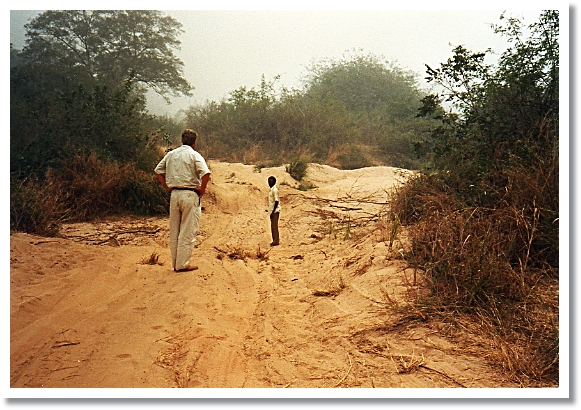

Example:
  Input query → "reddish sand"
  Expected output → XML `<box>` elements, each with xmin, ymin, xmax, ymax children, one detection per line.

<box><xmin>10</xmin><ymin>161</ymin><xmax>519</xmax><ymax>394</ymax></box>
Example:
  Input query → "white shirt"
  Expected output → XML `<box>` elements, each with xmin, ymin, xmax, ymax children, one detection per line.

<box><xmin>268</xmin><ymin>185</ymin><xmax>281</xmax><ymax>214</ymax></box>
<box><xmin>154</xmin><ymin>145</ymin><xmax>210</xmax><ymax>188</ymax></box>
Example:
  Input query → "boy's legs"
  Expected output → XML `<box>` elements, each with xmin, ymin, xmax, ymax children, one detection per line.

<box><xmin>270</xmin><ymin>212</ymin><xmax>280</xmax><ymax>246</ymax></box>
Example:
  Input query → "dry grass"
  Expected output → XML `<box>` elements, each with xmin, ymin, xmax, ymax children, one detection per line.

<box><xmin>11</xmin><ymin>153</ymin><xmax>170</xmax><ymax>235</ymax></box>
<box><xmin>59</xmin><ymin>153</ymin><xmax>131</xmax><ymax>221</ymax></box>
<box><xmin>390</xmin><ymin>353</ymin><xmax>425</xmax><ymax>374</ymax></box>
<box><xmin>387</xmin><ymin>152</ymin><xmax>559</xmax><ymax>386</ymax></box>
<box><xmin>153</xmin><ymin>325</ymin><xmax>201</xmax><ymax>388</ymax></box>
<box><xmin>154</xmin><ymin>339</ymin><xmax>194</xmax><ymax>388</ymax></box>
<box><xmin>141</xmin><ymin>252</ymin><xmax>163</xmax><ymax>266</ymax></box>
<box><xmin>214</xmin><ymin>245</ymin><xmax>270</xmax><ymax>262</ymax></box>
<box><xmin>377</xmin><ymin>279</ymin><xmax>399</xmax><ymax>307</ymax></box>
<box><xmin>10</xmin><ymin>170</ymin><xmax>71</xmax><ymax>236</ymax></box>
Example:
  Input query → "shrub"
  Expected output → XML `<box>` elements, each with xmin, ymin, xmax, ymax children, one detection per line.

<box><xmin>10</xmin><ymin>153</ymin><xmax>171</xmax><ymax>235</ymax></box>
<box><xmin>335</xmin><ymin>144</ymin><xmax>373</xmax><ymax>170</ymax></box>
<box><xmin>120</xmin><ymin>167</ymin><xmax>169</xmax><ymax>216</ymax></box>
<box><xmin>390</xmin><ymin>148</ymin><xmax>558</xmax><ymax>385</ymax></box>
<box><xmin>298</xmin><ymin>182</ymin><xmax>316</xmax><ymax>191</ymax></box>
<box><xmin>286</xmin><ymin>158</ymin><xmax>309</xmax><ymax>181</ymax></box>
<box><xmin>10</xmin><ymin>171</ymin><xmax>70</xmax><ymax>236</ymax></box>
<box><xmin>56</xmin><ymin>154</ymin><xmax>130</xmax><ymax>221</ymax></box>
<box><xmin>57</xmin><ymin>154</ymin><xmax>170</xmax><ymax>220</ymax></box>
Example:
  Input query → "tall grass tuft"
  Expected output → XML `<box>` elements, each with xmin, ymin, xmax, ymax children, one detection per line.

<box><xmin>120</xmin><ymin>167</ymin><xmax>170</xmax><ymax>216</ymax></box>
<box><xmin>58</xmin><ymin>153</ymin><xmax>129</xmax><ymax>221</ymax></box>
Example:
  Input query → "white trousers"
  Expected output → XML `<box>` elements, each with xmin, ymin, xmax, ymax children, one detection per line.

<box><xmin>169</xmin><ymin>190</ymin><xmax>201</xmax><ymax>270</ymax></box>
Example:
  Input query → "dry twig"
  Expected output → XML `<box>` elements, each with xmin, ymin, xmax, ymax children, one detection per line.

<box><xmin>334</xmin><ymin>353</ymin><xmax>353</xmax><ymax>387</ymax></box>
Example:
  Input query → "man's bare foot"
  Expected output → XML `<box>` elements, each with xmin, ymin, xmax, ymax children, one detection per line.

<box><xmin>175</xmin><ymin>264</ymin><xmax>199</xmax><ymax>272</ymax></box>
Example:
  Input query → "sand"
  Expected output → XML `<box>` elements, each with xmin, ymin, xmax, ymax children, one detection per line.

<box><xmin>9</xmin><ymin>161</ymin><xmax>519</xmax><ymax>393</ymax></box>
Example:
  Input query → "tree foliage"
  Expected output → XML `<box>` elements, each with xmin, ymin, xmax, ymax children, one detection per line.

<box><xmin>413</xmin><ymin>10</ymin><xmax>559</xmax><ymax>260</ymax></box>
<box><xmin>304</xmin><ymin>52</ymin><xmax>423</xmax><ymax>121</ymax></box>
<box><xmin>21</xmin><ymin>10</ymin><xmax>192</xmax><ymax>99</ymax></box>
<box><xmin>419</xmin><ymin>10</ymin><xmax>559</xmax><ymax>188</ymax></box>
<box><xmin>11</xmin><ymin>10</ymin><xmax>193</xmax><ymax>174</ymax></box>
<box><xmin>10</xmin><ymin>10</ymin><xmax>189</xmax><ymax>232</ymax></box>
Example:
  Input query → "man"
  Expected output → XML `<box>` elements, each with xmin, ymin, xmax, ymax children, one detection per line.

<box><xmin>155</xmin><ymin>129</ymin><xmax>211</xmax><ymax>272</ymax></box>
<box><xmin>268</xmin><ymin>176</ymin><xmax>281</xmax><ymax>246</ymax></box>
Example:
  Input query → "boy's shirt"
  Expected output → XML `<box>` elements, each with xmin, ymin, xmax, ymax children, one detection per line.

<box><xmin>268</xmin><ymin>185</ymin><xmax>281</xmax><ymax>214</ymax></box>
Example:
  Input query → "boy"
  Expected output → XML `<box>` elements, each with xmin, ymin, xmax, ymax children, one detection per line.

<box><xmin>268</xmin><ymin>176</ymin><xmax>281</xmax><ymax>246</ymax></box>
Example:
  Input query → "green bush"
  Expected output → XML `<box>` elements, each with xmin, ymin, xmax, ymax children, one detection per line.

<box><xmin>298</xmin><ymin>182</ymin><xmax>316</xmax><ymax>191</ymax></box>
<box><xmin>387</xmin><ymin>12</ymin><xmax>560</xmax><ymax>385</ymax></box>
<box><xmin>182</xmin><ymin>53</ymin><xmax>430</xmax><ymax>168</ymax></box>
<box><xmin>336</xmin><ymin>145</ymin><xmax>372</xmax><ymax>170</ymax></box>
<box><xmin>120</xmin><ymin>168</ymin><xmax>169</xmax><ymax>216</ymax></box>
<box><xmin>286</xmin><ymin>158</ymin><xmax>309</xmax><ymax>181</ymax></box>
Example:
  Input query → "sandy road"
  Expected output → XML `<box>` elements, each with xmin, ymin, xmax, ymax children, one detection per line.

<box><xmin>9</xmin><ymin>161</ymin><xmax>519</xmax><ymax>391</ymax></box>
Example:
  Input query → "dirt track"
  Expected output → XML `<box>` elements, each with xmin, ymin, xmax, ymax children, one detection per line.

<box><xmin>10</xmin><ymin>161</ymin><xmax>519</xmax><ymax>390</ymax></box>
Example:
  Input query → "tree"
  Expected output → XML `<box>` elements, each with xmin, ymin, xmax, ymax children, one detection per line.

<box><xmin>11</xmin><ymin>10</ymin><xmax>196</xmax><ymax>174</ymax></box>
<box><xmin>303</xmin><ymin>52</ymin><xmax>423</xmax><ymax>122</ymax></box>
<box><xmin>419</xmin><ymin>10</ymin><xmax>559</xmax><ymax>182</ymax></box>
<box><xmin>182</xmin><ymin>52</ymin><xmax>431</xmax><ymax>168</ymax></box>
<box><xmin>21</xmin><ymin>10</ymin><xmax>192</xmax><ymax>100</ymax></box>
<box><xmin>303</xmin><ymin>51</ymin><xmax>429</xmax><ymax>168</ymax></box>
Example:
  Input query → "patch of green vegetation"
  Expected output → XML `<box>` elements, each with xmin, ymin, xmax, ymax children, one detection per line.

<box><xmin>286</xmin><ymin>158</ymin><xmax>309</xmax><ymax>181</ymax></box>
<box><xmin>298</xmin><ymin>182</ymin><xmax>316</xmax><ymax>191</ymax></box>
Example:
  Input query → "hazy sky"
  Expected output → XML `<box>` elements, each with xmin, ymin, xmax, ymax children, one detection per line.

<box><xmin>9</xmin><ymin>5</ymin><xmax>550</xmax><ymax>116</ymax></box>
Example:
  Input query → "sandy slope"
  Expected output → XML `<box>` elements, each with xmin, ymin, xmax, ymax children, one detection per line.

<box><xmin>9</xmin><ymin>161</ymin><xmax>519</xmax><ymax>391</ymax></box>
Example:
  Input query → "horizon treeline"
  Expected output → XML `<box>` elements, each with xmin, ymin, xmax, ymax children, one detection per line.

<box><xmin>10</xmin><ymin>10</ymin><xmax>434</xmax><ymax>234</ymax></box>
<box><xmin>182</xmin><ymin>52</ymin><xmax>433</xmax><ymax>170</ymax></box>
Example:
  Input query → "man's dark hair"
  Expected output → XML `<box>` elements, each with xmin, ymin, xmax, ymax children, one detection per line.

<box><xmin>268</xmin><ymin>176</ymin><xmax>276</xmax><ymax>186</ymax></box>
<box><xmin>182</xmin><ymin>129</ymin><xmax>198</xmax><ymax>146</ymax></box>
